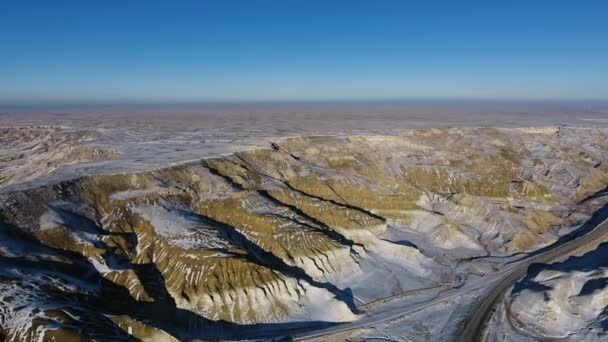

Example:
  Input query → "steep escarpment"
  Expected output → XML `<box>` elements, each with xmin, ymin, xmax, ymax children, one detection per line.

<box><xmin>1</xmin><ymin>127</ymin><xmax>608</xmax><ymax>340</ymax></box>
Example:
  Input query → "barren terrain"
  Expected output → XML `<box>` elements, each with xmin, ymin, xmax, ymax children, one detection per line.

<box><xmin>1</xmin><ymin>103</ymin><xmax>608</xmax><ymax>341</ymax></box>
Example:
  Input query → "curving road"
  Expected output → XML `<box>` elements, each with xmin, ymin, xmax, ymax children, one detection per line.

<box><xmin>455</xmin><ymin>216</ymin><xmax>608</xmax><ymax>342</ymax></box>
<box><xmin>282</xmin><ymin>209</ymin><xmax>608</xmax><ymax>341</ymax></box>
<box><xmin>286</xmin><ymin>213</ymin><xmax>608</xmax><ymax>341</ymax></box>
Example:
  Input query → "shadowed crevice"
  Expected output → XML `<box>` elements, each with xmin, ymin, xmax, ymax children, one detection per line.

<box><xmin>201</xmin><ymin>160</ymin><xmax>366</xmax><ymax>253</ymax></box>
<box><xmin>258</xmin><ymin>189</ymin><xmax>366</xmax><ymax>252</ymax></box>
<box><xmin>182</xmin><ymin>209</ymin><xmax>361</xmax><ymax>314</ymax></box>
<box><xmin>230</xmin><ymin>151</ymin><xmax>388</xmax><ymax>223</ymax></box>
<box><xmin>0</xmin><ymin>218</ymin><xmax>341</xmax><ymax>340</ymax></box>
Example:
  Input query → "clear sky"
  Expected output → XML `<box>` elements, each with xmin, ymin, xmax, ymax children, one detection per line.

<box><xmin>1</xmin><ymin>0</ymin><xmax>607</xmax><ymax>103</ymax></box>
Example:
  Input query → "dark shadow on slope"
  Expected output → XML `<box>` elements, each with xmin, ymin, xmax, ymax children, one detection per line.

<box><xmin>509</xmin><ymin>204</ymin><xmax>608</xmax><ymax>263</ymax></box>
<box><xmin>232</xmin><ymin>151</ymin><xmax>387</xmax><ymax>223</ymax></box>
<box><xmin>579</xmin><ymin>277</ymin><xmax>608</xmax><ymax>296</ymax></box>
<box><xmin>512</xmin><ymin>241</ymin><xmax>608</xmax><ymax>296</ymax></box>
<box><xmin>0</xmin><ymin>221</ymin><xmax>138</xmax><ymax>340</ymax></box>
<box><xmin>577</xmin><ymin>185</ymin><xmax>608</xmax><ymax>204</ymax></box>
<box><xmin>204</xmin><ymin>159</ymin><xmax>368</xmax><ymax>256</ymax></box>
<box><xmin>510</xmin><ymin>264</ymin><xmax>554</xmax><ymax>296</ymax></box>
<box><xmin>599</xmin><ymin>307</ymin><xmax>608</xmax><ymax>332</ymax></box>
<box><xmin>48</xmin><ymin>204</ymin><xmax>140</xmax><ymax>271</ymax></box>
<box><xmin>380</xmin><ymin>238</ymin><xmax>419</xmax><ymax>250</ymax></box>
<box><xmin>47</xmin><ymin>204</ymin><xmax>108</xmax><ymax>235</ymax></box>
<box><xmin>506</xmin><ymin>203</ymin><xmax>608</xmax><ymax>297</ymax></box>
<box><xmin>202</xmin><ymin>160</ymin><xmax>246</xmax><ymax>192</ymax></box>
<box><xmin>258</xmin><ymin>189</ymin><xmax>365</xmax><ymax>251</ymax></box>
<box><xmin>170</xmin><ymin>207</ymin><xmax>361</xmax><ymax>314</ymax></box>
<box><xmin>281</xmin><ymin>181</ymin><xmax>387</xmax><ymax>222</ymax></box>
<box><xmin>196</xmin><ymin>160</ymin><xmax>367</xmax><ymax>314</ymax></box>
<box><xmin>456</xmin><ymin>203</ymin><xmax>608</xmax><ymax>268</ymax></box>
<box><xmin>0</xmin><ymin>218</ymin><xmax>342</xmax><ymax>340</ymax></box>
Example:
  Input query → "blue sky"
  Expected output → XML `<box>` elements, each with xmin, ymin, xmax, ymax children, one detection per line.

<box><xmin>1</xmin><ymin>0</ymin><xmax>607</xmax><ymax>103</ymax></box>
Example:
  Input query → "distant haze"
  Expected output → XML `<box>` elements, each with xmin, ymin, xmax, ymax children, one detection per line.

<box><xmin>2</xmin><ymin>100</ymin><xmax>607</xmax><ymax>129</ymax></box>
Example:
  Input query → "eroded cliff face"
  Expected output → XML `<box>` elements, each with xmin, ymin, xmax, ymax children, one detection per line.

<box><xmin>1</xmin><ymin>127</ymin><xmax>608</xmax><ymax>340</ymax></box>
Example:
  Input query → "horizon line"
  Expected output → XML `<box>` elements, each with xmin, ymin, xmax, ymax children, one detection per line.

<box><xmin>2</xmin><ymin>97</ymin><xmax>608</xmax><ymax>109</ymax></box>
